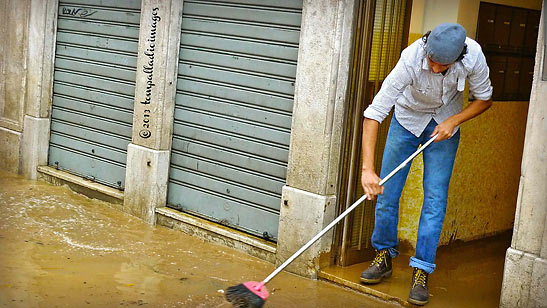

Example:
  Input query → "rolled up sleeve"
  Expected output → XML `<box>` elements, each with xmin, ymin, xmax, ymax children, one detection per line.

<box><xmin>363</xmin><ymin>58</ymin><xmax>412</xmax><ymax>123</ymax></box>
<box><xmin>468</xmin><ymin>51</ymin><xmax>493</xmax><ymax>101</ymax></box>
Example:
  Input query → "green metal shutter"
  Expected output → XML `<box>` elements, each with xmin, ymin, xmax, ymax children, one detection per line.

<box><xmin>168</xmin><ymin>0</ymin><xmax>303</xmax><ymax>240</ymax></box>
<box><xmin>48</xmin><ymin>0</ymin><xmax>141</xmax><ymax>189</ymax></box>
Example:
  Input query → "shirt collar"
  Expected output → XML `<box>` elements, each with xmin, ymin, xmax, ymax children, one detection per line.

<box><xmin>422</xmin><ymin>55</ymin><xmax>459</xmax><ymax>75</ymax></box>
<box><xmin>422</xmin><ymin>55</ymin><xmax>429</xmax><ymax>70</ymax></box>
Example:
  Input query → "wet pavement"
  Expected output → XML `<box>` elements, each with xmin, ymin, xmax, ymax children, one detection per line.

<box><xmin>0</xmin><ymin>171</ymin><xmax>400</xmax><ymax>308</ymax></box>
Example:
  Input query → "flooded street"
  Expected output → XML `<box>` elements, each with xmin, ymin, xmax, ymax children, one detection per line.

<box><xmin>0</xmin><ymin>171</ymin><xmax>398</xmax><ymax>308</ymax></box>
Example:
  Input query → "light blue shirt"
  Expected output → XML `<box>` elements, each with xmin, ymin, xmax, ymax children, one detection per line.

<box><xmin>363</xmin><ymin>37</ymin><xmax>493</xmax><ymax>137</ymax></box>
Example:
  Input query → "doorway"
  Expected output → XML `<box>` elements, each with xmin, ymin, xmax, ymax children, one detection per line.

<box><xmin>334</xmin><ymin>0</ymin><xmax>412</xmax><ymax>266</ymax></box>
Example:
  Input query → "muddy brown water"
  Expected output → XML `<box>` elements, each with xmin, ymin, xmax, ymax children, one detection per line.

<box><xmin>0</xmin><ymin>171</ymin><xmax>399</xmax><ymax>308</ymax></box>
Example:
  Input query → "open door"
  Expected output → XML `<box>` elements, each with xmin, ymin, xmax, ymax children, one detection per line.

<box><xmin>335</xmin><ymin>0</ymin><xmax>412</xmax><ymax>266</ymax></box>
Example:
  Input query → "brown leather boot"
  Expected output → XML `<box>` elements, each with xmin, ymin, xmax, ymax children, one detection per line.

<box><xmin>360</xmin><ymin>249</ymin><xmax>392</xmax><ymax>284</ymax></box>
<box><xmin>408</xmin><ymin>267</ymin><xmax>429</xmax><ymax>305</ymax></box>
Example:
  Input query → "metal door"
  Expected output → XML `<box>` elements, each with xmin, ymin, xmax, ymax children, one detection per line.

<box><xmin>167</xmin><ymin>0</ymin><xmax>303</xmax><ymax>241</ymax></box>
<box><xmin>48</xmin><ymin>0</ymin><xmax>141</xmax><ymax>189</ymax></box>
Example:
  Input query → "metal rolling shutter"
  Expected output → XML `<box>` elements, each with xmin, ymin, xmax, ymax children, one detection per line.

<box><xmin>48</xmin><ymin>0</ymin><xmax>141</xmax><ymax>189</ymax></box>
<box><xmin>168</xmin><ymin>0</ymin><xmax>302</xmax><ymax>240</ymax></box>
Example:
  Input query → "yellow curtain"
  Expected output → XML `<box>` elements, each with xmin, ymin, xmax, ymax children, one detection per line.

<box><xmin>368</xmin><ymin>0</ymin><xmax>407</xmax><ymax>82</ymax></box>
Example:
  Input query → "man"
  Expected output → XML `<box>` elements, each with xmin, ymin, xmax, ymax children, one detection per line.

<box><xmin>359</xmin><ymin>23</ymin><xmax>492</xmax><ymax>306</ymax></box>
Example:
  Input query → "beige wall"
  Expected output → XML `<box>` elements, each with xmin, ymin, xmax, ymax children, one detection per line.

<box><xmin>397</xmin><ymin>0</ymin><xmax>539</xmax><ymax>248</ymax></box>
<box><xmin>423</xmin><ymin>0</ymin><xmax>460</xmax><ymax>32</ymax></box>
<box><xmin>399</xmin><ymin>102</ymin><xmax>528</xmax><ymax>247</ymax></box>
<box><xmin>408</xmin><ymin>0</ymin><xmax>425</xmax><ymax>44</ymax></box>
<box><xmin>408</xmin><ymin>0</ymin><xmax>461</xmax><ymax>45</ymax></box>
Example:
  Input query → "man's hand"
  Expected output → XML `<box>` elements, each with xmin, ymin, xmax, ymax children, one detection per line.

<box><xmin>431</xmin><ymin>118</ymin><xmax>458</xmax><ymax>142</ymax></box>
<box><xmin>361</xmin><ymin>169</ymin><xmax>383</xmax><ymax>200</ymax></box>
<box><xmin>431</xmin><ymin>99</ymin><xmax>492</xmax><ymax>142</ymax></box>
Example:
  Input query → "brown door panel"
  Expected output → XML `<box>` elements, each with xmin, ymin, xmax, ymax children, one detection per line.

<box><xmin>494</xmin><ymin>6</ymin><xmax>512</xmax><ymax>48</ymax></box>
<box><xmin>477</xmin><ymin>2</ymin><xmax>497</xmax><ymax>47</ymax></box>
<box><xmin>504</xmin><ymin>56</ymin><xmax>521</xmax><ymax>100</ymax></box>
<box><xmin>524</xmin><ymin>10</ymin><xmax>540</xmax><ymax>51</ymax></box>
<box><xmin>489</xmin><ymin>56</ymin><xmax>507</xmax><ymax>101</ymax></box>
<box><xmin>509</xmin><ymin>8</ymin><xmax>527</xmax><ymax>50</ymax></box>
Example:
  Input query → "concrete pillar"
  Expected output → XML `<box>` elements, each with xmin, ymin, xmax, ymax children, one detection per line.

<box><xmin>123</xmin><ymin>0</ymin><xmax>183</xmax><ymax>224</ymax></box>
<box><xmin>0</xmin><ymin>0</ymin><xmax>32</xmax><ymax>174</ymax></box>
<box><xmin>276</xmin><ymin>0</ymin><xmax>357</xmax><ymax>278</ymax></box>
<box><xmin>21</xmin><ymin>0</ymin><xmax>58</xmax><ymax>179</ymax></box>
<box><xmin>22</xmin><ymin>116</ymin><xmax>50</xmax><ymax>179</ymax></box>
<box><xmin>500</xmin><ymin>5</ymin><xmax>547</xmax><ymax>308</ymax></box>
<box><xmin>124</xmin><ymin>144</ymin><xmax>171</xmax><ymax>224</ymax></box>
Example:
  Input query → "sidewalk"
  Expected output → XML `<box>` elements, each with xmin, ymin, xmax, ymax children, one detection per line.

<box><xmin>0</xmin><ymin>171</ymin><xmax>400</xmax><ymax>308</ymax></box>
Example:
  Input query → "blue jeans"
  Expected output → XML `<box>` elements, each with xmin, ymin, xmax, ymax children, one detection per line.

<box><xmin>371</xmin><ymin>116</ymin><xmax>460</xmax><ymax>274</ymax></box>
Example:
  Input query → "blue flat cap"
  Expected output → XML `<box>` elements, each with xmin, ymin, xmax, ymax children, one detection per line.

<box><xmin>425</xmin><ymin>23</ymin><xmax>466</xmax><ymax>65</ymax></box>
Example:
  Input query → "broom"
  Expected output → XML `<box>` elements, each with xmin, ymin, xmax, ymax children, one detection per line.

<box><xmin>225</xmin><ymin>135</ymin><xmax>439</xmax><ymax>308</ymax></box>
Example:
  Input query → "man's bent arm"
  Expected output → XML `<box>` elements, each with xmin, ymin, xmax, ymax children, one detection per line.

<box><xmin>451</xmin><ymin>98</ymin><xmax>493</xmax><ymax>125</ymax></box>
<box><xmin>432</xmin><ymin>99</ymin><xmax>493</xmax><ymax>141</ymax></box>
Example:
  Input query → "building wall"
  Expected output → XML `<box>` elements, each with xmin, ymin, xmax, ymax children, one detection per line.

<box><xmin>2</xmin><ymin>1</ymin><xmax>541</xmax><ymax>286</ymax></box>
<box><xmin>0</xmin><ymin>0</ymin><xmax>30</xmax><ymax>173</ymax></box>
<box><xmin>423</xmin><ymin>0</ymin><xmax>460</xmax><ymax>34</ymax></box>
<box><xmin>0</xmin><ymin>0</ymin><xmax>356</xmax><ymax>279</ymax></box>
<box><xmin>500</xmin><ymin>4</ymin><xmax>547</xmax><ymax>305</ymax></box>
<box><xmin>408</xmin><ymin>0</ymin><xmax>425</xmax><ymax>44</ymax></box>
<box><xmin>397</xmin><ymin>0</ymin><xmax>539</xmax><ymax>248</ymax></box>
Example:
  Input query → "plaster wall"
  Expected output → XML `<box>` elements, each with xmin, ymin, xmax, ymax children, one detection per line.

<box><xmin>124</xmin><ymin>144</ymin><xmax>170</xmax><ymax>224</ymax></box>
<box><xmin>398</xmin><ymin>102</ymin><xmax>528</xmax><ymax>247</ymax></box>
<box><xmin>408</xmin><ymin>0</ymin><xmax>425</xmax><ymax>44</ymax></box>
<box><xmin>0</xmin><ymin>0</ymin><xmax>30</xmax><ymax>174</ymax></box>
<box><xmin>422</xmin><ymin>0</ymin><xmax>460</xmax><ymax>33</ymax></box>
<box><xmin>509</xmin><ymin>11</ymin><xmax>547</xmax><ymax>259</ymax></box>
<box><xmin>286</xmin><ymin>0</ymin><xmax>353</xmax><ymax>196</ymax></box>
<box><xmin>0</xmin><ymin>127</ymin><xmax>22</xmax><ymax>174</ymax></box>
<box><xmin>500</xmin><ymin>4</ymin><xmax>547</xmax><ymax>305</ymax></box>
<box><xmin>408</xmin><ymin>0</ymin><xmax>461</xmax><ymax>45</ymax></box>
<box><xmin>21</xmin><ymin>116</ymin><xmax>50</xmax><ymax>179</ymax></box>
<box><xmin>0</xmin><ymin>0</ymin><xmax>29</xmax><ymax>132</ymax></box>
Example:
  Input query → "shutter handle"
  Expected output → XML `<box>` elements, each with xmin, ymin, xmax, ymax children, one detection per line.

<box><xmin>487</xmin><ymin>19</ymin><xmax>494</xmax><ymax>23</ymax></box>
<box><xmin>499</xmin><ymin>70</ymin><xmax>505</xmax><ymax>74</ymax></box>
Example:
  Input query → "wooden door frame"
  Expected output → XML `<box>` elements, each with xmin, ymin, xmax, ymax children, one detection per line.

<box><xmin>332</xmin><ymin>0</ymin><xmax>412</xmax><ymax>267</ymax></box>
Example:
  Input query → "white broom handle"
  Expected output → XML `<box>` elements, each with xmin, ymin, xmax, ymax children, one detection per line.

<box><xmin>263</xmin><ymin>135</ymin><xmax>438</xmax><ymax>284</ymax></box>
